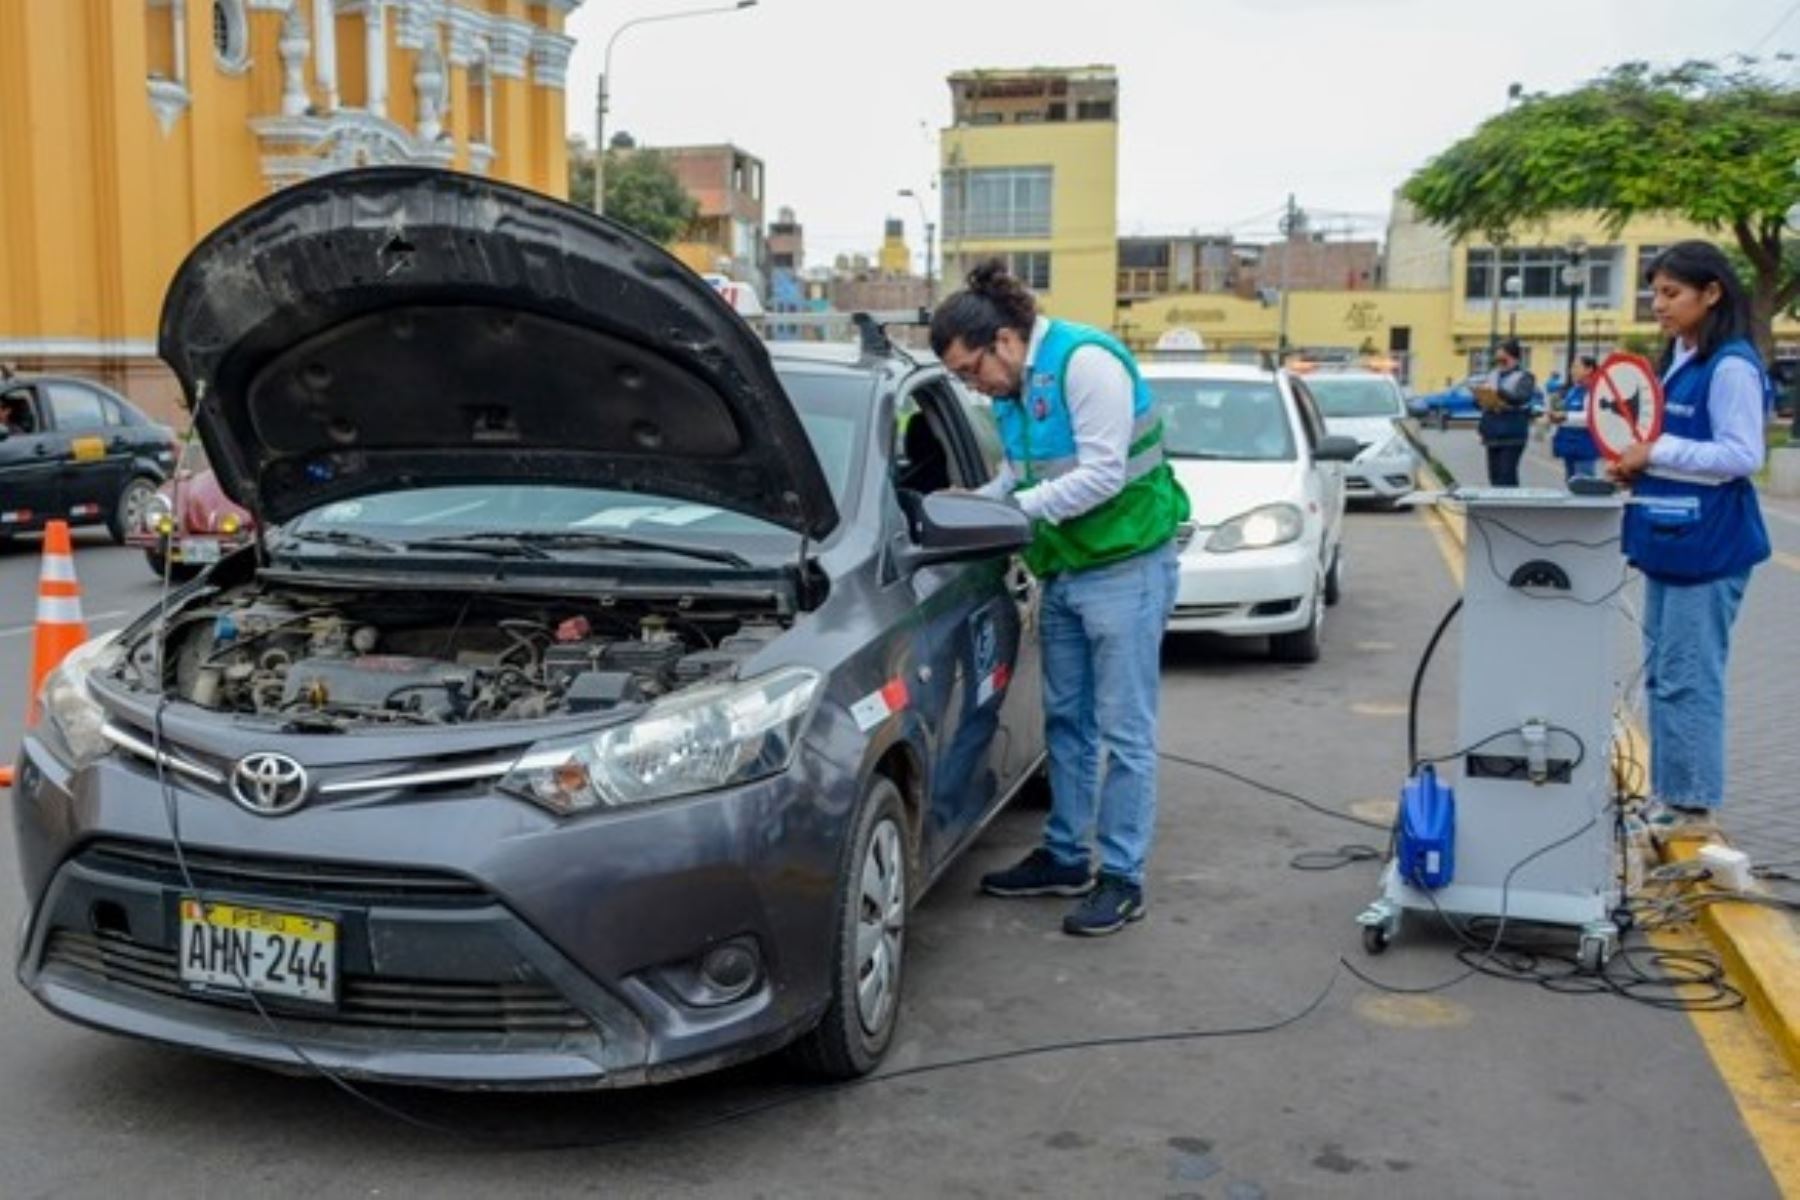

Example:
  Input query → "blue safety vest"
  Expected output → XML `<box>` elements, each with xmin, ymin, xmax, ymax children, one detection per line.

<box><xmin>1552</xmin><ymin>383</ymin><xmax>1599</xmax><ymax>462</ymax></box>
<box><xmin>1621</xmin><ymin>338</ymin><xmax>1771</xmax><ymax>582</ymax></box>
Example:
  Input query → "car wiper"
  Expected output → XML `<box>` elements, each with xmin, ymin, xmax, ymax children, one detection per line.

<box><xmin>280</xmin><ymin>528</ymin><xmax>551</xmax><ymax>560</ymax></box>
<box><xmin>277</xmin><ymin>528</ymin><xmax>407</xmax><ymax>554</ymax></box>
<box><xmin>418</xmin><ymin>530</ymin><xmax>750</xmax><ymax>568</ymax></box>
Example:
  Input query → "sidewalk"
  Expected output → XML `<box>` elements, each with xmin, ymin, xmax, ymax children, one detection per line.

<box><xmin>1411</xmin><ymin>424</ymin><xmax>1800</xmax><ymax>1078</ymax></box>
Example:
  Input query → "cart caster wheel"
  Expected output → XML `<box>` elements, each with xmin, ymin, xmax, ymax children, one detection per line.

<box><xmin>1577</xmin><ymin>934</ymin><xmax>1610</xmax><ymax>973</ymax></box>
<box><xmin>1361</xmin><ymin>924</ymin><xmax>1391</xmax><ymax>955</ymax></box>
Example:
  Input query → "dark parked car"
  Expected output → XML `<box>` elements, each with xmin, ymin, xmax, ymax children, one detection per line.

<box><xmin>0</xmin><ymin>373</ymin><xmax>176</xmax><ymax>542</ymax></box>
<box><xmin>11</xmin><ymin>168</ymin><xmax>1046</xmax><ymax>1089</ymax></box>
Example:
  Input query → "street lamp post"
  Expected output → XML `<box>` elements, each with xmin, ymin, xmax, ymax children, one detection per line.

<box><xmin>594</xmin><ymin>0</ymin><xmax>757</xmax><ymax>218</ymax></box>
<box><xmin>1560</xmin><ymin>238</ymin><xmax>1586</xmax><ymax>384</ymax></box>
<box><xmin>1484</xmin><ymin>236</ymin><xmax>1509</xmax><ymax>366</ymax></box>
<box><xmin>897</xmin><ymin>188</ymin><xmax>935</xmax><ymax>305</ymax></box>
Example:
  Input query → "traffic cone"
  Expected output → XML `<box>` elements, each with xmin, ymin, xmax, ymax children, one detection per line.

<box><xmin>25</xmin><ymin>520</ymin><xmax>88</xmax><ymax>728</ymax></box>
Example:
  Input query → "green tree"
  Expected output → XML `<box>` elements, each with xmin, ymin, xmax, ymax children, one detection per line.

<box><xmin>567</xmin><ymin>135</ymin><xmax>596</xmax><ymax>210</ymax></box>
<box><xmin>1403</xmin><ymin>60</ymin><xmax>1800</xmax><ymax>360</ymax></box>
<box><xmin>602</xmin><ymin>148</ymin><xmax>698</xmax><ymax>245</ymax></box>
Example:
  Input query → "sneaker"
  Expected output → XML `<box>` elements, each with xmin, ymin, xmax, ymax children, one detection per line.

<box><xmin>979</xmin><ymin>849</ymin><xmax>1095</xmax><ymax>898</ymax></box>
<box><xmin>1642</xmin><ymin>800</ymin><xmax>1719</xmax><ymax>839</ymax></box>
<box><xmin>1062</xmin><ymin>874</ymin><xmax>1146</xmax><ymax>937</ymax></box>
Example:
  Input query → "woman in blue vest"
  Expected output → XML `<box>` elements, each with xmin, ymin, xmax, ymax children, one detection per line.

<box><xmin>930</xmin><ymin>259</ymin><xmax>1190</xmax><ymax>936</ymax></box>
<box><xmin>1549</xmin><ymin>354</ymin><xmax>1601</xmax><ymax>480</ymax></box>
<box><xmin>1610</xmin><ymin>241</ymin><xmax>1772</xmax><ymax>832</ymax></box>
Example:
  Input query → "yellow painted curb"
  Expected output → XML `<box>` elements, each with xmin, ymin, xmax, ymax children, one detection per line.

<box><xmin>1660</xmin><ymin>839</ymin><xmax>1800</xmax><ymax>1080</ymax></box>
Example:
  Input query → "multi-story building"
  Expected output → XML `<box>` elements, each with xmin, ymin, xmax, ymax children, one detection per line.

<box><xmin>1116</xmin><ymin>235</ymin><xmax>1245</xmax><ymax>301</ymax></box>
<box><xmin>940</xmin><ymin>65</ymin><xmax>1119</xmax><ymax>329</ymax></box>
<box><xmin>0</xmin><ymin>0</ymin><xmax>578</xmax><ymax>421</ymax></box>
<box><xmin>658</xmin><ymin>143</ymin><xmax>767</xmax><ymax>292</ymax></box>
<box><xmin>768</xmin><ymin>206</ymin><xmax>805</xmax><ymax>274</ymax></box>
<box><xmin>878</xmin><ymin>218</ymin><xmax>911</xmax><ymax>277</ymax></box>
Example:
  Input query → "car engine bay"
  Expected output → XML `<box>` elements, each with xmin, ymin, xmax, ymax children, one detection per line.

<box><xmin>118</xmin><ymin>585</ymin><xmax>788</xmax><ymax>728</ymax></box>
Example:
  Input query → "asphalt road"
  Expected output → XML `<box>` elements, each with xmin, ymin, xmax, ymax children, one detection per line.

<box><xmin>0</xmin><ymin>515</ymin><xmax>1781</xmax><ymax>1199</ymax></box>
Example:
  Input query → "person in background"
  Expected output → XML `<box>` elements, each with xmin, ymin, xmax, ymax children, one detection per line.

<box><xmin>0</xmin><ymin>391</ymin><xmax>32</xmax><ymax>434</ymax></box>
<box><xmin>1609</xmin><ymin>241</ymin><xmax>1771</xmax><ymax>834</ymax></box>
<box><xmin>1549</xmin><ymin>354</ymin><xmax>1601</xmax><ymax>480</ymax></box>
<box><xmin>931</xmin><ymin>258</ymin><xmax>1189</xmax><ymax>937</ymax></box>
<box><xmin>1477</xmin><ymin>338</ymin><xmax>1536</xmax><ymax>486</ymax></box>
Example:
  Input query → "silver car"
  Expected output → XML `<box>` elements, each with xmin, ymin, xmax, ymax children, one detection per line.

<box><xmin>11</xmin><ymin>168</ymin><xmax>1045</xmax><ymax>1089</ymax></box>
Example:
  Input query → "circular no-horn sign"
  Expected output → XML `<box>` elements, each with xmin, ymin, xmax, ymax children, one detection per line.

<box><xmin>1587</xmin><ymin>352</ymin><xmax>1664</xmax><ymax>461</ymax></box>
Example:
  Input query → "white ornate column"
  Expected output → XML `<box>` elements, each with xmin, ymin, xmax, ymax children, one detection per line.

<box><xmin>172</xmin><ymin>0</ymin><xmax>188</xmax><ymax>84</ymax></box>
<box><xmin>312</xmin><ymin>0</ymin><xmax>338</xmax><ymax>112</ymax></box>
<box><xmin>415</xmin><ymin>39</ymin><xmax>445</xmax><ymax>142</ymax></box>
<box><xmin>365</xmin><ymin>0</ymin><xmax>388</xmax><ymax>120</ymax></box>
<box><xmin>279</xmin><ymin>4</ymin><xmax>311</xmax><ymax>116</ymax></box>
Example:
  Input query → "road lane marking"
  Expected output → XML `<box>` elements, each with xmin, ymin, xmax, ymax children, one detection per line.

<box><xmin>1773</xmin><ymin>551</ymin><xmax>1800</xmax><ymax>573</ymax></box>
<box><xmin>0</xmin><ymin>609</ymin><xmax>127</xmax><ymax>639</ymax></box>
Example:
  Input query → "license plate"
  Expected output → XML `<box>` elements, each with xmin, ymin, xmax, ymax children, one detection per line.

<box><xmin>178</xmin><ymin>899</ymin><xmax>338</xmax><ymax>1003</ymax></box>
<box><xmin>179</xmin><ymin>537</ymin><xmax>221</xmax><ymax>563</ymax></box>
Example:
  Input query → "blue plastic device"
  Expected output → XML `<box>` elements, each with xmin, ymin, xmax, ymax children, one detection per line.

<box><xmin>1397</xmin><ymin>765</ymin><xmax>1455</xmax><ymax>890</ymax></box>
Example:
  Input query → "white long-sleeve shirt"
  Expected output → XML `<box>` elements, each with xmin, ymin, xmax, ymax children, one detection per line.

<box><xmin>975</xmin><ymin>317</ymin><xmax>1136</xmax><ymax>523</ymax></box>
<box><xmin>1648</xmin><ymin>341</ymin><xmax>1767</xmax><ymax>481</ymax></box>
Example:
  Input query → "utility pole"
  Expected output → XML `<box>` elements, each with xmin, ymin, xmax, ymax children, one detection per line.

<box><xmin>1277</xmin><ymin>192</ymin><xmax>1296</xmax><ymax>361</ymax></box>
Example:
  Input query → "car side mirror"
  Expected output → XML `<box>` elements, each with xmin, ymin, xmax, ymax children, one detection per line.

<box><xmin>903</xmin><ymin>491</ymin><xmax>1031</xmax><ymax>568</ymax></box>
<box><xmin>1314</xmin><ymin>434</ymin><xmax>1361</xmax><ymax>463</ymax></box>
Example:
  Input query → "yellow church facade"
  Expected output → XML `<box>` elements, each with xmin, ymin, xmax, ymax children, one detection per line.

<box><xmin>0</xmin><ymin>0</ymin><xmax>580</xmax><ymax>421</ymax></box>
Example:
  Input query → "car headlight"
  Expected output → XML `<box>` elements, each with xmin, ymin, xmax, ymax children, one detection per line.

<box><xmin>142</xmin><ymin>494</ymin><xmax>174</xmax><ymax>535</ymax></box>
<box><xmin>501</xmin><ymin>667</ymin><xmax>822</xmax><ymax>814</ymax></box>
<box><xmin>1206</xmin><ymin>503</ymin><xmax>1304</xmax><ymax>553</ymax></box>
<box><xmin>38</xmin><ymin>632</ymin><xmax>122</xmax><ymax>768</ymax></box>
<box><xmin>218</xmin><ymin>512</ymin><xmax>242</xmax><ymax>535</ymax></box>
<box><xmin>1361</xmin><ymin>433</ymin><xmax>1408</xmax><ymax>462</ymax></box>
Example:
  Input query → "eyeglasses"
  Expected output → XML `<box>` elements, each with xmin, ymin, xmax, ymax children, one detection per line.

<box><xmin>947</xmin><ymin>344</ymin><xmax>991</xmax><ymax>385</ymax></box>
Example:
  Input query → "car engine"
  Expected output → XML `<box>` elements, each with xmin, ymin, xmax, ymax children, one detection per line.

<box><xmin>123</xmin><ymin>587</ymin><xmax>786</xmax><ymax>727</ymax></box>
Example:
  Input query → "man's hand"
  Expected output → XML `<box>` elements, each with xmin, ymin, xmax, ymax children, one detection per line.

<box><xmin>1608</xmin><ymin>440</ymin><xmax>1654</xmax><ymax>482</ymax></box>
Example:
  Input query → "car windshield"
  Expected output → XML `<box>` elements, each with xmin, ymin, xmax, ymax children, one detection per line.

<box><xmin>1147</xmin><ymin>378</ymin><xmax>1296</xmax><ymax>462</ymax></box>
<box><xmin>283</xmin><ymin>369</ymin><xmax>871</xmax><ymax>562</ymax></box>
<box><xmin>1307</xmin><ymin>376</ymin><xmax>1403</xmax><ymax>418</ymax></box>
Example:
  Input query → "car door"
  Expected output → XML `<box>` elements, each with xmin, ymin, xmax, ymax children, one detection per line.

<box><xmin>43</xmin><ymin>381</ymin><xmax>122</xmax><ymax>524</ymax></box>
<box><xmin>1287</xmin><ymin>377</ymin><xmax>1344</xmax><ymax>573</ymax></box>
<box><xmin>892</xmin><ymin>377</ymin><xmax>1039</xmax><ymax>874</ymax></box>
<box><xmin>0</xmin><ymin>384</ymin><xmax>61</xmax><ymax>530</ymax></box>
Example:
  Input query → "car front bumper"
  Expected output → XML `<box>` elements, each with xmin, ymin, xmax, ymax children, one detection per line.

<box><xmin>1167</xmin><ymin>538</ymin><xmax>1318</xmax><ymax>636</ymax></box>
<box><xmin>10</xmin><ymin>725</ymin><xmax>852</xmax><ymax>1090</ymax></box>
<box><xmin>1345</xmin><ymin>452</ymin><xmax>1417</xmax><ymax>501</ymax></box>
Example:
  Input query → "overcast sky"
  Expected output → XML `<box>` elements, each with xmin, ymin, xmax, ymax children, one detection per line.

<box><xmin>561</xmin><ymin>0</ymin><xmax>1796</xmax><ymax>268</ymax></box>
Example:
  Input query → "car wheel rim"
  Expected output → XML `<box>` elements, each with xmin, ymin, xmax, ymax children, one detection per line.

<box><xmin>854</xmin><ymin>817</ymin><xmax>905</xmax><ymax>1035</ymax></box>
<box><xmin>122</xmin><ymin>481</ymin><xmax>153</xmax><ymax>532</ymax></box>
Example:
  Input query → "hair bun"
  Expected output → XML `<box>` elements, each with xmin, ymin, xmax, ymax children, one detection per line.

<box><xmin>966</xmin><ymin>256</ymin><xmax>1012</xmax><ymax>295</ymax></box>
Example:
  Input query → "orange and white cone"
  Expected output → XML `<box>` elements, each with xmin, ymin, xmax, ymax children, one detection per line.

<box><xmin>25</xmin><ymin>519</ymin><xmax>89</xmax><ymax>729</ymax></box>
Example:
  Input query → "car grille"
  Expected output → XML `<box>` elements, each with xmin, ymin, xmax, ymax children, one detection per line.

<box><xmin>78</xmin><ymin>839</ymin><xmax>485</xmax><ymax>907</ymax></box>
<box><xmin>43</xmin><ymin>929</ymin><xmax>592</xmax><ymax>1034</ymax></box>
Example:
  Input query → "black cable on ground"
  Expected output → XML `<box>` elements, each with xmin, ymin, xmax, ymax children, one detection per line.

<box><xmin>1156</xmin><ymin>750</ymin><xmax>1389</xmax><ymax>832</ymax></box>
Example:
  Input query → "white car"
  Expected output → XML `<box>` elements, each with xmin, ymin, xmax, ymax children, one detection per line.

<box><xmin>1303</xmin><ymin>369</ymin><xmax>1418</xmax><ymax>506</ymax></box>
<box><xmin>1141</xmin><ymin>361</ymin><xmax>1358</xmax><ymax>662</ymax></box>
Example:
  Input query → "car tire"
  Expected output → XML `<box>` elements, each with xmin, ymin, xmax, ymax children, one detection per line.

<box><xmin>143</xmin><ymin>548</ymin><xmax>199</xmax><ymax>583</ymax></box>
<box><xmin>1323</xmin><ymin>547</ymin><xmax>1343</xmax><ymax>607</ymax></box>
<box><xmin>110</xmin><ymin>476</ymin><xmax>159</xmax><ymax>544</ymax></box>
<box><xmin>1269</xmin><ymin>590</ymin><xmax>1323</xmax><ymax>664</ymax></box>
<box><xmin>789</xmin><ymin>776</ymin><xmax>910</xmax><ymax>1080</ymax></box>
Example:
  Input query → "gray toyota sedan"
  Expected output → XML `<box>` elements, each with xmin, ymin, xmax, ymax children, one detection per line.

<box><xmin>11</xmin><ymin>168</ymin><xmax>1044</xmax><ymax>1088</ymax></box>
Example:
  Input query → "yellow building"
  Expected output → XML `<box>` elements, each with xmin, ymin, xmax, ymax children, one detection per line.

<box><xmin>0</xmin><ymin>0</ymin><xmax>579</xmax><ymax>423</ymax></box>
<box><xmin>1122</xmin><ymin>212</ymin><xmax>1800</xmax><ymax>391</ymax></box>
<box><xmin>940</xmin><ymin>66</ymin><xmax>1118</xmax><ymax>330</ymax></box>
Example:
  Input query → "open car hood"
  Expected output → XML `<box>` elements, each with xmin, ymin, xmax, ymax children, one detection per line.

<box><xmin>157</xmin><ymin>167</ymin><xmax>837</xmax><ymax>538</ymax></box>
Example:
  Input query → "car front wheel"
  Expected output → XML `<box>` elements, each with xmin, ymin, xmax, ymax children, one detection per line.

<box><xmin>110</xmin><ymin>476</ymin><xmax>159</xmax><ymax>544</ymax></box>
<box><xmin>1270</xmin><ymin>585</ymin><xmax>1323</xmax><ymax>664</ymax></box>
<box><xmin>790</xmin><ymin>776</ymin><xmax>909</xmax><ymax>1079</ymax></box>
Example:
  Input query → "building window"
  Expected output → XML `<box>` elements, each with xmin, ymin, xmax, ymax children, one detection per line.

<box><xmin>949</xmin><ymin>251</ymin><xmax>1050</xmax><ymax>291</ymax></box>
<box><xmin>942</xmin><ymin>167</ymin><xmax>1053</xmax><ymax>240</ymax></box>
<box><xmin>1635</xmin><ymin>245</ymin><xmax>1665</xmax><ymax>322</ymax></box>
<box><xmin>1075</xmin><ymin>99</ymin><xmax>1113</xmax><ymax>120</ymax></box>
<box><xmin>212</xmin><ymin>0</ymin><xmax>249</xmax><ymax>72</ymax></box>
<box><xmin>1467</xmin><ymin>245</ymin><xmax>1619</xmax><ymax>306</ymax></box>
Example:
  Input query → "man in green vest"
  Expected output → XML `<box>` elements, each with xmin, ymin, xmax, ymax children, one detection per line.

<box><xmin>932</xmin><ymin>259</ymin><xmax>1189</xmax><ymax>936</ymax></box>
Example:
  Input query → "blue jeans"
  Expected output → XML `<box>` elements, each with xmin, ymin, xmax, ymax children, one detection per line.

<box><xmin>1642</xmin><ymin>571</ymin><xmax>1750</xmax><ymax>811</ymax></box>
<box><xmin>1038</xmin><ymin>542</ymin><xmax>1179</xmax><ymax>886</ymax></box>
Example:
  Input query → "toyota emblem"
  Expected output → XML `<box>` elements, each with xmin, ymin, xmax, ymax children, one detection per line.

<box><xmin>230</xmin><ymin>752</ymin><xmax>309</xmax><ymax>815</ymax></box>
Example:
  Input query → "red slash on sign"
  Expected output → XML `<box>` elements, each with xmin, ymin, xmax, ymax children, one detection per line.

<box><xmin>1587</xmin><ymin>352</ymin><xmax>1665</xmax><ymax>462</ymax></box>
